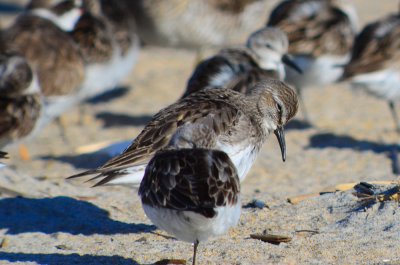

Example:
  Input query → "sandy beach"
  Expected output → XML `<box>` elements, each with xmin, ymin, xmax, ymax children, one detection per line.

<box><xmin>1</xmin><ymin>0</ymin><xmax>400</xmax><ymax>264</ymax></box>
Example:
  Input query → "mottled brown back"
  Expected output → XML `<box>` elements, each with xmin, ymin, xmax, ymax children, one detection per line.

<box><xmin>139</xmin><ymin>148</ymin><xmax>240</xmax><ymax>218</ymax></box>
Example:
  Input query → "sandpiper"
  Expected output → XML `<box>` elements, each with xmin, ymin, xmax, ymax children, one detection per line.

<box><xmin>69</xmin><ymin>7</ymin><xmax>115</xmax><ymax>100</ymax></box>
<box><xmin>183</xmin><ymin>26</ymin><xmax>302</xmax><ymax>97</ymax></box>
<box><xmin>71</xmin><ymin>0</ymin><xmax>139</xmax><ymax>100</ymax></box>
<box><xmin>125</xmin><ymin>0</ymin><xmax>273</xmax><ymax>49</ymax></box>
<box><xmin>267</xmin><ymin>0</ymin><xmax>358</xmax><ymax>121</ymax></box>
<box><xmin>342</xmin><ymin>11</ymin><xmax>400</xmax><ymax>131</ymax></box>
<box><xmin>98</xmin><ymin>0</ymin><xmax>139</xmax><ymax>84</ymax></box>
<box><xmin>0</xmin><ymin>49</ymin><xmax>42</xmax><ymax>148</ymax></box>
<box><xmin>3</xmin><ymin>0</ymin><xmax>85</xmax><ymax>128</ymax></box>
<box><xmin>139</xmin><ymin>148</ymin><xmax>241</xmax><ymax>265</ymax></box>
<box><xmin>69</xmin><ymin>79</ymin><xmax>298</xmax><ymax>186</ymax></box>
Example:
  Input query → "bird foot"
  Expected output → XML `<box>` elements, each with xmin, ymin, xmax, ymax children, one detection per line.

<box><xmin>154</xmin><ymin>258</ymin><xmax>187</xmax><ymax>265</ymax></box>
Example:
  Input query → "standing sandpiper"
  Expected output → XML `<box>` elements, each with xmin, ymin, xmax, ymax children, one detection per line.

<box><xmin>139</xmin><ymin>148</ymin><xmax>241</xmax><ymax>265</ymax></box>
<box><xmin>183</xmin><ymin>26</ymin><xmax>302</xmax><ymax>97</ymax></box>
<box><xmin>69</xmin><ymin>79</ymin><xmax>298</xmax><ymax>186</ymax></box>
<box><xmin>342</xmin><ymin>11</ymin><xmax>400</xmax><ymax>132</ymax></box>
<box><xmin>268</xmin><ymin>0</ymin><xmax>358</xmax><ymax>122</ymax></box>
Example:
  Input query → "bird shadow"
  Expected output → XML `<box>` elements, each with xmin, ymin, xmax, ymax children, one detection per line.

<box><xmin>85</xmin><ymin>86</ymin><xmax>130</xmax><ymax>105</ymax></box>
<box><xmin>0</xmin><ymin>252</ymin><xmax>140</xmax><ymax>265</ymax></box>
<box><xmin>307</xmin><ymin>133</ymin><xmax>398</xmax><ymax>153</ymax></box>
<box><xmin>0</xmin><ymin>196</ymin><xmax>156</xmax><ymax>235</ymax></box>
<box><xmin>286</xmin><ymin>119</ymin><xmax>313</xmax><ymax>130</ymax></box>
<box><xmin>41</xmin><ymin>152</ymin><xmax>114</xmax><ymax>169</ymax></box>
<box><xmin>96</xmin><ymin>112</ymin><xmax>153</xmax><ymax>128</ymax></box>
<box><xmin>41</xmin><ymin>140</ymin><xmax>131</xmax><ymax>169</ymax></box>
<box><xmin>0</xmin><ymin>3</ymin><xmax>24</xmax><ymax>13</ymax></box>
<box><xmin>307</xmin><ymin>133</ymin><xmax>400</xmax><ymax>174</ymax></box>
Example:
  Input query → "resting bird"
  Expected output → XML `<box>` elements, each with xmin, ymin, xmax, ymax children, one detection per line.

<box><xmin>69</xmin><ymin>80</ymin><xmax>298</xmax><ymax>187</ymax></box>
<box><xmin>0</xmin><ymin>49</ymin><xmax>42</xmax><ymax>149</ymax></box>
<box><xmin>183</xmin><ymin>26</ymin><xmax>302</xmax><ymax>97</ymax></box>
<box><xmin>267</xmin><ymin>0</ymin><xmax>358</xmax><ymax>121</ymax></box>
<box><xmin>342</xmin><ymin>10</ymin><xmax>400</xmax><ymax>132</ymax></box>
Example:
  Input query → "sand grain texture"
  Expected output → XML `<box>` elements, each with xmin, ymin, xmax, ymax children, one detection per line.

<box><xmin>1</xmin><ymin>1</ymin><xmax>400</xmax><ymax>264</ymax></box>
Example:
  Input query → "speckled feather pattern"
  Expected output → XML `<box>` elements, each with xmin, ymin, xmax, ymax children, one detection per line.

<box><xmin>184</xmin><ymin>47</ymin><xmax>280</xmax><ymax>96</ymax></box>
<box><xmin>0</xmin><ymin>94</ymin><xmax>42</xmax><ymax>147</ymax></box>
<box><xmin>70</xmin><ymin>11</ymin><xmax>114</xmax><ymax>64</ymax></box>
<box><xmin>69</xmin><ymin>80</ymin><xmax>298</xmax><ymax>186</ymax></box>
<box><xmin>139</xmin><ymin>148</ymin><xmax>240</xmax><ymax>218</ymax></box>
<box><xmin>343</xmin><ymin>13</ymin><xmax>400</xmax><ymax>78</ymax></box>
<box><xmin>268</xmin><ymin>0</ymin><xmax>356</xmax><ymax>57</ymax></box>
<box><xmin>2</xmin><ymin>14</ymin><xmax>85</xmax><ymax>96</ymax></box>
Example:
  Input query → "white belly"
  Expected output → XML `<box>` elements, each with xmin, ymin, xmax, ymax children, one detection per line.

<box><xmin>105</xmin><ymin>164</ymin><xmax>147</xmax><ymax>187</ymax></box>
<box><xmin>350</xmin><ymin>69</ymin><xmax>400</xmax><ymax>101</ymax></box>
<box><xmin>285</xmin><ymin>54</ymin><xmax>350</xmax><ymax>88</ymax></box>
<box><xmin>218</xmin><ymin>142</ymin><xmax>258</xmax><ymax>182</ymax></box>
<box><xmin>142</xmin><ymin>200</ymin><xmax>241</xmax><ymax>243</ymax></box>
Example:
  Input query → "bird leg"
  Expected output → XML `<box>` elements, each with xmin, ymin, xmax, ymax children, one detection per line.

<box><xmin>192</xmin><ymin>240</ymin><xmax>199</xmax><ymax>265</ymax></box>
<box><xmin>388</xmin><ymin>101</ymin><xmax>400</xmax><ymax>133</ymax></box>
<box><xmin>295</xmin><ymin>86</ymin><xmax>310</xmax><ymax>124</ymax></box>
<box><xmin>55</xmin><ymin>116</ymin><xmax>70</xmax><ymax>144</ymax></box>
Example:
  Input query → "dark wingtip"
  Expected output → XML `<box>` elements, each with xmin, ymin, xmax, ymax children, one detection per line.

<box><xmin>0</xmin><ymin>151</ymin><xmax>9</xmax><ymax>159</ymax></box>
<box><xmin>282</xmin><ymin>54</ymin><xmax>303</xmax><ymax>74</ymax></box>
<box><xmin>91</xmin><ymin>175</ymin><xmax>117</xmax><ymax>187</ymax></box>
<box><xmin>67</xmin><ymin>169</ymin><xmax>99</xmax><ymax>180</ymax></box>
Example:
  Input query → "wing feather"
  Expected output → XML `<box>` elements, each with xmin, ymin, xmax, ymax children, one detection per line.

<box><xmin>139</xmin><ymin>148</ymin><xmax>240</xmax><ymax>218</ymax></box>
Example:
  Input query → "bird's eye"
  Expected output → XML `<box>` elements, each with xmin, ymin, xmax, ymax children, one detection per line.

<box><xmin>265</xmin><ymin>43</ymin><xmax>273</xmax><ymax>49</ymax></box>
<box><xmin>276</xmin><ymin>103</ymin><xmax>282</xmax><ymax>114</ymax></box>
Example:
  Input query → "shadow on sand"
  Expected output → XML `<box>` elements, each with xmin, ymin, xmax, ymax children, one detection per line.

<box><xmin>285</xmin><ymin>119</ymin><xmax>313</xmax><ymax>130</ymax></box>
<box><xmin>0</xmin><ymin>196</ymin><xmax>155</xmax><ymax>235</ymax></box>
<box><xmin>41</xmin><ymin>140</ymin><xmax>131</xmax><ymax>169</ymax></box>
<box><xmin>307</xmin><ymin>133</ymin><xmax>398</xmax><ymax>153</ymax></box>
<box><xmin>0</xmin><ymin>252</ymin><xmax>140</xmax><ymax>265</ymax></box>
<box><xmin>85</xmin><ymin>86</ymin><xmax>131</xmax><ymax>105</ymax></box>
<box><xmin>0</xmin><ymin>3</ymin><xmax>24</xmax><ymax>13</ymax></box>
<box><xmin>41</xmin><ymin>152</ymin><xmax>115</xmax><ymax>169</ymax></box>
<box><xmin>308</xmin><ymin>132</ymin><xmax>400</xmax><ymax>174</ymax></box>
<box><xmin>95</xmin><ymin>112</ymin><xmax>153</xmax><ymax>128</ymax></box>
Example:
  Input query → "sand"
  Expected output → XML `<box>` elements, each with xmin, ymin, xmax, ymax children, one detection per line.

<box><xmin>1</xmin><ymin>1</ymin><xmax>400</xmax><ymax>264</ymax></box>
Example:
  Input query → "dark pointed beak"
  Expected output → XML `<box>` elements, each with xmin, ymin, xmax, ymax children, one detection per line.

<box><xmin>282</xmin><ymin>54</ymin><xmax>303</xmax><ymax>74</ymax></box>
<box><xmin>274</xmin><ymin>126</ymin><xmax>286</xmax><ymax>162</ymax></box>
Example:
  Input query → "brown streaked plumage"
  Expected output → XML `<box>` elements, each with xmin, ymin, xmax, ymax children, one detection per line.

<box><xmin>99</xmin><ymin>0</ymin><xmax>138</xmax><ymax>56</ymax></box>
<box><xmin>0</xmin><ymin>48</ymin><xmax>43</xmax><ymax>147</ymax></box>
<box><xmin>268</xmin><ymin>0</ymin><xmax>356</xmax><ymax>57</ymax></box>
<box><xmin>74</xmin><ymin>0</ymin><xmax>139</xmax><ymax>100</ymax></box>
<box><xmin>3</xmin><ymin>14</ymin><xmax>84</xmax><ymax>97</ymax></box>
<box><xmin>342</xmin><ymin>12</ymin><xmax>400</xmax><ymax>132</ymax></box>
<box><xmin>184</xmin><ymin>49</ymin><xmax>279</xmax><ymax>96</ymax></box>
<box><xmin>342</xmin><ymin>13</ymin><xmax>400</xmax><ymax>79</ymax></box>
<box><xmin>70</xmin><ymin>11</ymin><xmax>113</xmax><ymax>64</ymax></box>
<box><xmin>69</xmin><ymin>79</ymin><xmax>298</xmax><ymax>186</ymax></box>
<box><xmin>0</xmin><ymin>94</ymin><xmax>42</xmax><ymax>147</ymax></box>
<box><xmin>124</xmin><ymin>0</ymin><xmax>272</xmax><ymax>48</ymax></box>
<box><xmin>267</xmin><ymin>0</ymin><xmax>358</xmax><ymax>122</ymax></box>
<box><xmin>0</xmin><ymin>51</ymin><xmax>35</xmax><ymax>96</ymax></box>
<box><xmin>139</xmin><ymin>148</ymin><xmax>240</xmax><ymax>265</ymax></box>
<box><xmin>140</xmin><ymin>148</ymin><xmax>240</xmax><ymax>219</ymax></box>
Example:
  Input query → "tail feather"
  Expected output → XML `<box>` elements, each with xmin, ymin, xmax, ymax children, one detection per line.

<box><xmin>0</xmin><ymin>151</ymin><xmax>8</xmax><ymax>159</ymax></box>
<box><xmin>67</xmin><ymin>169</ymin><xmax>101</xmax><ymax>179</ymax></box>
<box><xmin>67</xmin><ymin>165</ymin><xmax>146</xmax><ymax>187</ymax></box>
